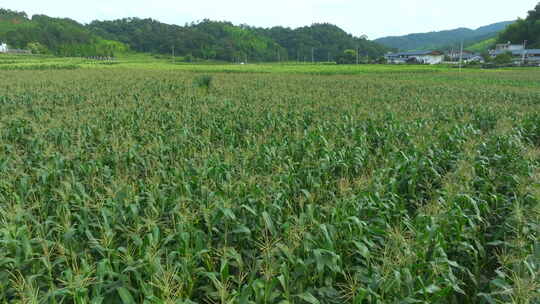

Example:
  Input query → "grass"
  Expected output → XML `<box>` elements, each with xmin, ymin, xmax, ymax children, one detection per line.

<box><xmin>0</xmin><ymin>54</ymin><xmax>539</xmax><ymax>303</ymax></box>
<box><xmin>466</xmin><ymin>38</ymin><xmax>497</xmax><ymax>53</ymax></box>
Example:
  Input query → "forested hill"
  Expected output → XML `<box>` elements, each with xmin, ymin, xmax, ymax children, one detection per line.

<box><xmin>87</xmin><ymin>19</ymin><xmax>283</xmax><ymax>61</ymax></box>
<box><xmin>497</xmin><ymin>2</ymin><xmax>540</xmax><ymax>48</ymax></box>
<box><xmin>88</xmin><ymin>19</ymin><xmax>389</xmax><ymax>62</ymax></box>
<box><xmin>0</xmin><ymin>8</ymin><xmax>128</xmax><ymax>56</ymax></box>
<box><xmin>0</xmin><ymin>7</ymin><xmax>389</xmax><ymax>60</ymax></box>
<box><xmin>252</xmin><ymin>24</ymin><xmax>388</xmax><ymax>62</ymax></box>
<box><xmin>375</xmin><ymin>21</ymin><xmax>514</xmax><ymax>51</ymax></box>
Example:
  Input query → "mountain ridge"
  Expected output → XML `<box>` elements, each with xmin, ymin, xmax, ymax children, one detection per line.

<box><xmin>0</xmin><ymin>7</ymin><xmax>389</xmax><ymax>60</ymax></box>
<box><xmin>375</xmin><ymin>21</ymin><xmax>514</xmax><ymax>51</ymax></box>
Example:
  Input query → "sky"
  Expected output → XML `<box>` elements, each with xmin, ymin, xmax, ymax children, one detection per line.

<box><xmin>2</xmin><ymin>0</ymin><xmax>538</xmax><ymax>38</ymax></box>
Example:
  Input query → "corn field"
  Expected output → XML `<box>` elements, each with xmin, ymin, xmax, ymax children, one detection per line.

<box><xmin>0</xmin><ymin>66</ymin><xmax>539</xmax><ymax>303</ymax></box>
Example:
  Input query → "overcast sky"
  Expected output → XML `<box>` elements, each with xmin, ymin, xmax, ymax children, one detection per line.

<box><xmin>3</xmin><ymin>0</ymin><xmax>538</xmax><ymax>38</ymax></box>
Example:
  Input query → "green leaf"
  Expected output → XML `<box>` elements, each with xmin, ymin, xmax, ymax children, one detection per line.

<box><xmin>232</xmin><ymin>225</ymin><xmax>251</xmax><ymax>234</ymax></box>
<box><xmin>491</xmin><ymin>278</ymin><xmax>510</xmax><ymax>289</ymax></box>
<box><xmin>296</xmin><ymin>292</ymin><xmax>320</xmax><ymax>304</ymax></box>
<box><xmin>91</xmin><ymin>297</ymin><xmax>104</xmax><ymax>304</ymax></box>
<box><xmin>262</xmin><ymin>211</ymin><xmax>275</xmax><ymax>235</ymax></box>
<box><xmin>117</xmin><ymin>287</ymin><xmax>136</xmax><ymax>304</ymax></box>
<box><xmin>478</xmin><ymin>293</ymin><xmax>496</xmax><ymax>304</ymax></box>
<box><xmin>424</xmin><ymin>284</ymin><xmax>441</xmax><ymax>294</ymax></box>
<box><xmin>401</xmin><ymin>297</ymin><xmax>423</xmax><ymax>303</ymax></box>
<box><xmin>353</xmin><ymin>241</ymin><xmax>370</xmax><ymax>258</ymax></box>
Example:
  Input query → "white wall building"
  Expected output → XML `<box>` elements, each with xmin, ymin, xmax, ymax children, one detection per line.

<box><xmin>385</xmin><ymin>50</ymin><xmax>444</xmax><ymax>65</ymax></box>
<box><xmin>495</xmin><ymin>43</ymin><xmax>524</xmax><ymax>52</ymax></box>
<box><xmin>491</xmin><ymin>48</ymin><xmax>540</xmax><ymax>64</ymax></box>
<box><xmin>0</xmin><ymin>42</ymin><xmax>7</xmax><ymax>53</ymax></box>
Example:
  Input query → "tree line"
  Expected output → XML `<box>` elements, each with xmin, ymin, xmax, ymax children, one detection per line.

<box><xmin>0</xmin><ymin>7</ymin><xmax>389</xmax><ymax>61</ymax></box>
<box><xmin>0</xmin><ymin>9</ymin><xmax>127</xmax><ymax>56</ymax></box>
<box><xmin>497</xmin><ymin>2</ymin><xmax>540</xmax><ymax>48</ymax></box>
<box><xmin>88</xmin><ymin>18</ymin><xmax>389</xmax><ymax>62</ymax></box>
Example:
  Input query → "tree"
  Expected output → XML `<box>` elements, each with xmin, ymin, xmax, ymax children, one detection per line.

<box><xmin>1</xmin><ymin>12</ymin><xmax>128</xmax><ymax>56</ymax></box>
<box><xmin>497</xmin><ymin>2</ymin><xmax>540</xmax><ymax>48</ymax></box>
<box><xmin>0</xmin><ymin>8</ymin><xmax>28</xmax><ymax>20</ymax></box>
<box><xmin>493</xmin><ymin>52</ymin><xmax>513</xmax><ymax>64</ymax></box>
<box><xmin>336</xmin><ymin>49</ymin><xmax>357</xmax><ymax>64</ymax></box>
<box><xmin>376</xmin><ymin>56</ymin><xmax>387</xmax><ymax>64</ymax></box>
<box><xmin>184</xmin><ymin>53</ymin><xmax>194</xmax><ymax>62</ymax></box>
<box><xmin>1</xmin><ymin>7</ymin><xmax>391</xmax><ymax>60</ymax></box>
<box><xmin>480</xmin><ymin>51</ymin><xmax>491</xmax><ymax>63</ymax></box>
<box><xmin>26</xmin><ymin>42</ymin><xmax>48</xmax><ymax>54</ymax></box>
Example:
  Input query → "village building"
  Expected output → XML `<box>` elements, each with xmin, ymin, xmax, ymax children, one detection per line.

<box><xmin>0</xmin><ymin>42</ymin><xmax>31</xmax><ymax>54</ymax></box>
<box><xmin>494</xmin><ymin>43</ymin><xmax>526</xmax><ymax>52</ymax></box>
<box><xmin>0</xmin><ymin>42</ymin><xmax>8</xmax><ymax>53</ymax></box>
<box><xmin>385</xmin><ymin>50</ymin><xmax>444</xmax><ymax>65</ymax></box>
<box><xmin>490</xmin><ymin>43</ymin><xmax>540</xmax><ymax>64</ymax></box>
<box><xmin>446</xmin><ymin>50</ymin><xmax>484</xmax><ymax>63</ymax></box>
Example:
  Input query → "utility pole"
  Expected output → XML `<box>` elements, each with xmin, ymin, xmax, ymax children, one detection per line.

<box><xmin>172</xmin><ymin>45</ymin><xmax>175</xmax><ymax>63</ymax></box>
<box><xmin>356</xmin><ymin>48</ymin><xmax>359</xmax><ymax>65</ymax></box>
<box><xmin>311</xmin><ymin>47</ymin><xmax>314</xmax><ymax>64</ymax></box>
<box><xmin>277</xmin><ymin>49</ymin><xmax>280</xmax><ymax>62</ymax></box>
<box><xmin>459</xmin><ymin>40</ymin><xmax>464</xmax><ymax>73</ymax></box>
<box><xmin>522</xmin><ymin>40</ymin><xmax>528</xmax><ymax>65</ymax></box>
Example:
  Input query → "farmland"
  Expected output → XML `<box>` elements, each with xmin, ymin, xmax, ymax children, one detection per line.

<box><xmin>0</xmin><ymin>55</ymin><xmax>539</xmax><ymax>303</ymax></box>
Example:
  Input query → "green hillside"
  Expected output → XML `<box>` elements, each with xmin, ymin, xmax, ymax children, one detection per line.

<box><xmin>1</xmin><ymin>7</ymin><xmax>389</xmax><ymax>61</ymax></box>
<box><xmin>252</xmin><ymin>23</ymin><xmax>388</xmax><ymax>61</ymax></box>
<box><xmin>497</xmin><ymin>2</ymin><xmax>540</xmax><ymax>48</ymax></box>
<box><xmin>375</xmin><ymin>21</ymin><xmax>513</xmax><ymax>51</ymax></box>
<box><xmin>0</xmin><ymin>9</ymin><xmax>30</xmax><ymax>36</ymax></box>
<box><xmin>0</xmin><ymin>8</ymin><xmax>128</xmax><ymax>56</ymax></box>
<box><xmin>87</xmin><ymin>19</ymin><xmax>285</xmax><ymax>62</ymax></box>
<box><xmin>465</xmin><ymin>37</ymin><xmax>496</xmax><ymax>52</ymax></box>
<box><xmin>88</xmin><ymin>19</ymin><xmax>389</xmax><ymax>62</ymax></box>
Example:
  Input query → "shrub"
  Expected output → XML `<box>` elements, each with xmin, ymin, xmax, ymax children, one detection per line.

<box><xmin>493</xmin><ymin>52</ymin><xmax>513</xmax><ymax>65</ymax></box>
<box><xmin>336</xmin><ymin>49</ymin><xmax>357</xmax><ymax>64</ymax></box>
<box><xmin>193</xmin><ymin>74</ymin><xmax>213</xmax><ymax>90</ymax></box>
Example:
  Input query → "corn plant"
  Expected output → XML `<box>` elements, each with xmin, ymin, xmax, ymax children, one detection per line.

<box><xmin>0</xmin><ymin>63</ymin><xmax>539</xmax><ymax>304</ymax></box>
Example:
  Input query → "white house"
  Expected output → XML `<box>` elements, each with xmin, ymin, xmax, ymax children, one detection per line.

<box><xmin>495</xmin><ymin>43</ymin><xmax>525</xmax><ymax>52</ymax></box>
<box><xmin>0</xmin><ymin>42</ymin><xmax>7</xmax><ymax>53</ymax></box>
<box><xmin>446</xmin><ymin>51</ymin><xmax>484</xmax><ymax>63</ymax></box>
<box><xmin>490</xmin><ymin>42</ymin><xmax>540</xmax><ymax>64</ymax></box>
<box><xmin>491</xmin><ymin>48</ymin><xmax>540</xmax><ymax>64</ymax></box>
<box><xmin>385</xmin><ymin>50</ymin><xmax>444</xmax><ymax>65</ymax></box>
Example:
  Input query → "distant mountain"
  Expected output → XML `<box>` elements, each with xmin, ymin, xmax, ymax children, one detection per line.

<box><xmin>375</xmin><ymin>21</ymin><xmax>514</xmax><ymax>51</ymax></box>
<box><xmin>475</xmin><ymin>22</ymin><xmax>514</xmax><ymax>36</ymax></box>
